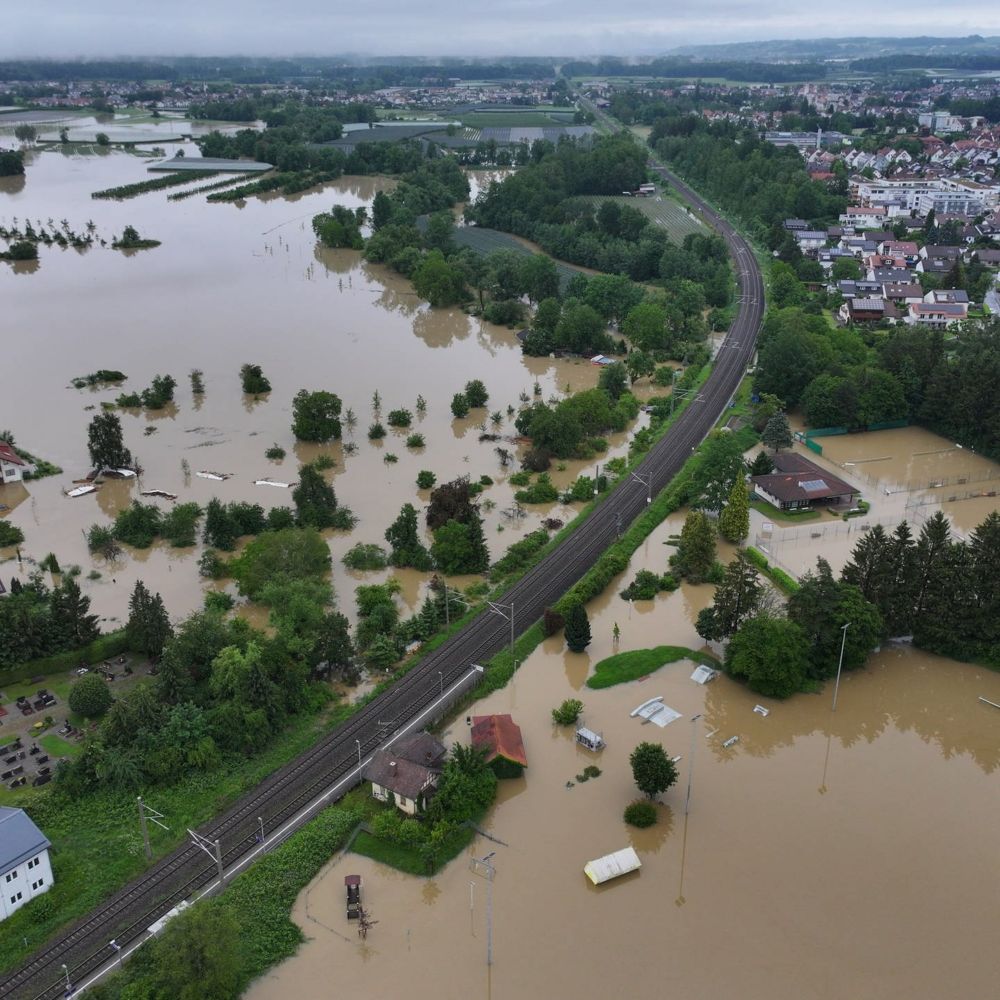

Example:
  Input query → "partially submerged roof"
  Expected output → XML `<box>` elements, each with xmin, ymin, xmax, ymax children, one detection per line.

<box><xmin>0</xmin><ymin>440</ymin><xmax>25</xmax><ymax>466</ymax></box>
<box><xmin>471</xmin><ymin>714</ymin><xmax>528</xmax><ymax>768</ymax></box>
<box><xmin>148</xmin><ymin>157</ymin><xmax>273</xmax><ymax>173</ymax></box>
<box><xmin>584</xmin><ymin>846</ymin><xmax>641</xmax><ymax>885</ymax></box>
<box><xmin>0</xmin><ymin>807</ymin><xmax>50</xmax><ymax>874</ymax></box>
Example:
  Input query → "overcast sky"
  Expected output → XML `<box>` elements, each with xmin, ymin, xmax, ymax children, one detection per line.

<box><xmin>4</xmin><ymin>1</ymin><xmax>1000</xmax><ymax>60</ymax></box>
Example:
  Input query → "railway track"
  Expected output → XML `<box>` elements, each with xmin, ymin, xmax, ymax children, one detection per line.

<box><xmin>1</xmin><ymin>160</ymin><xmax>764</xmax><ymax>1000</ymax></box>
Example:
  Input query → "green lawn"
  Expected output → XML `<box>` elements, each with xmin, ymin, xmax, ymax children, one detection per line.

<box><xmin>750</xmin><ymin>499</ymin><xmax>821</xmax><ymax>524</ymax></box>
<box><xmin>0</xmin><ymin>702</ymin><xmax>344</xmax><ymax>974</ymax></box>
<box><xmin>38</xmin><ymin>734</ymin><xmax>80</xmax><ymax>759</ymax></box>
<box><xmin>586</xmin><ymin>645</ymin><xmax>720</xmax><ymax>689</ymax></box>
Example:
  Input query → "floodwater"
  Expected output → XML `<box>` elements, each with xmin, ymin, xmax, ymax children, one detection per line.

<box><xmin>247</xmin><ymin>509</ymin><xmax>1000</xmax><ymax>1000</ymax></box>
<box><xmin>0</xmin><ymin>150</ymin><xmax>652</xmax><ymax>629</ymax></box>
<box><xmin>752</xmin><ymin>424</ymin><xmax>1000</xmax><ymax>580</ymax></box>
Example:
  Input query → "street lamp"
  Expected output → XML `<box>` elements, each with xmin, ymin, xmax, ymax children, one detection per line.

<box><xmin>684</xmin><ymin>714</ymin><xmax>702</xmax><ymax>816</ymax></box>
<box><xmin>831</xmin><ymin>623</ymin><xmax>850</xmax><ymax>712</ymax></box>
<box><xmin>438</xmin><ymin>670</ymin><xmax>444</xmax><ymax>696</ymax></box>
<box><xmin>61</xmin><ymin>963</ymin><xmax>71</xmax><ymax>994</ymax></box>
<box><xmin>257</xmin><ymin>817</ymin><xmax>265</xmax><ymax>844</ymax></box>
<box><xmin>355</xmin><ymin>738</ymin><xmax>362</xmax><ymax>769</ymax></box>
<box><xmin>109</xmin><ymin>939</ymin><xmax>123</xmax><ymax>970</ymax></box>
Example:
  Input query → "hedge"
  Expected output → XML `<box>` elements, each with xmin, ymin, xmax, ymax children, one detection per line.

<box><xmin>745</xmin><ymin>547</ymin><xmax>800</xmax><ymax>594</ymax></box>
<box><xmin>0</xmin><ymin>630</ymin><xmax>129</xmax><ymax>687</ymax></box>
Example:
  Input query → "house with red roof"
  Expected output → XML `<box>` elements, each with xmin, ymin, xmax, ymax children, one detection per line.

<box><xmin>0</xmin><ymin>442</ymin><xmax>34</xmax><ymax>486</ymax></box>
<box><xmin>471</xmin><ymin>714</ymin><xmax>527</xmax><ymax>778</ymax></box>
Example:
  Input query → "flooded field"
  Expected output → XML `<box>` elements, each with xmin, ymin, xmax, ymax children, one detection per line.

<box><xmin>247</xmin><ymin>512</ymin><xmax>1000</xmax><ymax>1000</ymax></box>
<box><xmin>0</xmin><ymin>151</ymin><xmax>647</xmax><ymax>628</ymax></box>
<box><xmin>751</xmin><ymin>424</ymin><xmax>1000</xmax><ymax>580</ymax></box>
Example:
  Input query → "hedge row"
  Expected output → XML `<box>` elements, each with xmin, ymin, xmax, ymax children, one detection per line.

<box><xmin>745</xmin><ymin>546</ymin><xmax>800</xmax><ymax>594</ymax></box>
<box><xmin>0</xmin><ymin>630</ymin><xmax>129</xmax><ymax>687</ymax></box>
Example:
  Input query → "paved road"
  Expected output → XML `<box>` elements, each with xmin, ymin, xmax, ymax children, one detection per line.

<box><xmin>2</xmin><ymin>147</ymin><xmax>765</xmax><ymax>1000</ymax></box>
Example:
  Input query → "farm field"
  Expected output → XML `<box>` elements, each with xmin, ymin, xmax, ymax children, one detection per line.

<box><xmin>588</xmin><ymin>193</ymin><xmax>707</xmax><ymax>243</ymax></box>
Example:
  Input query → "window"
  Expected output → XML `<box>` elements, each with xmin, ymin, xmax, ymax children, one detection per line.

<box><xmin>5</xmin><ymin>871</ymin><xmax>16</xmax><ymax>882</ymax></box>
<box><xmin>32</xmin><ymin>879</ymin><xmax>44</xmax><ymax>890</ymax></box>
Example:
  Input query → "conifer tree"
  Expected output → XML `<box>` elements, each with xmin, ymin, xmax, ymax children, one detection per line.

<box><xmin>671</xmin><ymin>511</ymin><xmax>717</xmax><ymax>583</ymax></box>
<box><xmin>762</xmin><ymin>411</ymin><xmax>793</xmax><ymax>451</ymax></box>
<box><xmin>696</xmin><ymin>551</ymin><xmax>763</xmax><ymax>641</ymax></box>
<box><xmin>293</xmin><ymin>464</ymin><xmax>339</xmax><ymax>529</ymax></box>
<box><xmin>718</xmin><ymin>476</ymin><xmax>750</xmax><ymax>543</ymax></box>
<box><xmin>564</xmin><ymin>602</ymin><xmax>591</xmax><ymax>653</ymax></box>
<box><xmin>385</xmin><ymin>503</ymin><xmax>433</xmax><ymax>570</ymax></box>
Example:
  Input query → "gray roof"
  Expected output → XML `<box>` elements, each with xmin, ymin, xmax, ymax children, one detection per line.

<box><xmin>361</xmin><ymin>731</ymin><xmax>447</xmax><ymax>801</ymax></box>
<box><xmin>0</xmin><ymin>807</ymin><xmax>50</xmax><ymax>874</ymax></box>
<box><xmin>148</xmin><ymin>157</ymin><xmax>272</xmax><ymax>173</ymax></box>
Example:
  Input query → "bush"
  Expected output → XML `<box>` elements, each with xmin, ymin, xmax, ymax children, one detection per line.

<box><xmin>265</xmin><ymin>445</ymin><xmax>286</xmax><ymax>460</ymax></box>
<box><xmin>507</xmin><ymin>470</ymin><xmax>531</xmax><ymax>487</ymax></box>
<box><xmin>387</xmin><ymin>409</ymin><xmax>412</xmax><ymax>428</ymax></box>
<box><xmin>0</xmin><ymin>521</ymin><xmax>25</xmax><ymax>546</ymax></box>
<box><xmin>198</xmin><ymin>549</ymin><xmax>227</xmax><ymax>579</ymax></box>
<box><xmin>368</xmin><ymin>422</ymin><xmax>386</xmax><ymax>440</ymax></box>
<box><xmin>619</xmin><ymin>569</ymin><xmax>673</xmax><ymax>601</ymax></box>
<box><xmin>514</xmin><ymin>473</ymin><xmax>559</xmax><ymax>504</ymax></box>
<box><xmin>406</xmin><ymin>433</ymin><xmax>425</xmax><ymax>448</ymax></box>
<box><xmin>522</xmin><ymin>448</ymin><xmax>551</xmax><ymax>472</ymax></box>
<box><xmin>204</xmin><ymin>591</ymin><xmax>234</xmax><ymax>613</ymax></box>
<box><xmin>624</xmin><ymin>801</ymin><xmax>658</xmax><ymax>828</ymax></box>
<box><xmin>343</xmin><ymin>543</ymin><xmax>388</xmax><ymax>571</ymax></box>
<box><xmin>416</xmin><ymin>470</ymin><xmax>436</xmax><ymax>489</ymax></box>
<box><xmin>240</xmin><ymin>363</ymin><xmax>271</xmax><ymax>395</ymax></box>
<box><xmin>451</xmin><ymin>392</ymin><xmax>470</xmax><ymax>418</ymax></box>
<box><xmin>68</xmin><ymin>673</ymin><xmax>112</xmax><ymax>718</ymax></box>
<box><xmin>542</xmin><ymin>606</ymin><xmax>565</xmax><ymax>637</ymax></box>
<box><xmin>552</xmin><ymin>698</ymin><xmax>583</xmax><ymax>725</ymax></box>
<box><xmin>464</xmin><ymin>380</ymin><xmax>489</xmax><ymax>408</ymax></box>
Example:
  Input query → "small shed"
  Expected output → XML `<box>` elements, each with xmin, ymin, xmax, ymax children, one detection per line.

<box><xmin>471</xmin><ymin>714</ymin><xmax>527</xmax><ymax>778</ymax></box>
<box><xmin>575</xmin><ymin>726</ymin><xmax>605</xmax><ymax>752</ymax></box>
<box><xmin>584</xmin><ymin>846</ymin><xmax>641</xmax><ymax>885</ymax></box>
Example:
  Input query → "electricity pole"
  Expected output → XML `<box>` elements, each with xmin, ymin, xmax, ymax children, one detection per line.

<box><xmin>137</xmin><ymin>797</ymin><xmax>168</xmax><ymax>862</ymax></box>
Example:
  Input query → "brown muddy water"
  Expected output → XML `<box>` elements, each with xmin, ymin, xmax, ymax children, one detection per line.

<box><xmin>752</xmin><ymin>423</ymin><xmax>1000</xmax><ymax>580</ymax></box>
<box><xmin>0</xmin><ymin>152</ymin><xmax>649</xmax><ymax>629</ymax></box>
<box><xmin>247</xmin><ymin>512</ymin><xmax>1000</xmax><ymax>1000</ymax></box>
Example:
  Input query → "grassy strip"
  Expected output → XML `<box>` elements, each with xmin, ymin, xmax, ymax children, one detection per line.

<box><xmin>746</xmin><ymin>546</ymin><xmax>800</xmax><ymax>594</ymax></box>
<box><xmin>167</xmin><ymin>174</ymin><xmax>256</xmax><ymax>201</ymax></box>
<box><xmin>83</xmin><ymin>798</ymin><xmax>365</xmax><ymax>1000</ymax></box>
<box><xmin>586</xmin><ymin>645</ymin><xmax>721</xmax><ymax>690</ymax></box>
<box><xmin>91</xmin><ymin>171</ymin><xmax>216</xmax><ymax>200</ymax></box>
<box><xmin>0</xmin><ymin>701</ymin><xmax>340</xmax><ymax>974</ymax></box>
<box><xmin>749</xmin><ymin>499</ymin><xmax>821</xmax><ymax>524</ymax></box>
<box><xmin>350</xmin><ymin>823</ymin><xmax>475</xmax><ymax>877</ymax></box>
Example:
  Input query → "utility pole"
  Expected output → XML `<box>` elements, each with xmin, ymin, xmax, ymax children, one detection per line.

<box><xmin>831</xmin><ymin>623</ymin><xmax>851</xmax><ymax>712</ymax></box>
<box><xmin>487</xmin><ymin>601</ymin><xmax>515</xmax><ymax>665</ymax></box>
<box><xmin>189</xmin><ymin>829</ymin><xmax>225</xmax><ymax>885</ymax></box>
<box><xmin>630</xmin><ymin>470</ymin><xmax>652</xmax><ymax>504</ymax></box>
<box><xmin>471</xmin><ymin>852</ymin><xmax>497</xmax><ymax>966</ymax></box>
<box><xmin>137</xmin><ymin>797</ymin><xmax>168</xmax><ymax>862</ymax></box>
<box><xmin>685</xmin><ymin>714</ymin><xmax>702</xmax><ymax>816</ymax></box>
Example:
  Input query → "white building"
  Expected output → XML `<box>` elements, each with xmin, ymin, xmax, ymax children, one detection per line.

<box><xmin>0</xmin><ymin>441</ymin><xmax>34</xmax><ymax>485</ymax></box>
<box><xmin>0</xmin><ymin>807</ymin><xmax>53</xmax><ymax>921</ymax></box>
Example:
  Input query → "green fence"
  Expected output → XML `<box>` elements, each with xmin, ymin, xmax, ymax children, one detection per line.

<box><xmin>0</xmin><ymin>630</ymin><xmax>129</xmax><ymax>687</ymax></box>
<box><xmin>805</xmin><ymin>438</ymin><xmax>823</xmax><ymax>455</ymax></box>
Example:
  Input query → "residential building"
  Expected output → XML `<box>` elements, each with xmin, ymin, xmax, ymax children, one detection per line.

<box><xmin>883</xmin><ymin>282</ymin><xmax>925</xmax><ymax>308</ymax></box>
<box><xmin>794</xmin><ymin>230</ymin><xmax>828</xmax><ymax>252</ymax></box>
<box><xmin>924</xmin><ymin>288</ymin><xmax>969</xmax><ymax>318</ymax></box>
<box><xmin>471</xmin><ymin>714</ymin><xmax>527</xmax><ymax>778</ymax></box>
<box><xmin>0</xmin><ymin>808</ymin><xmax>53</xmax><ymax>922</ymax></box>
<box><xmin>0</xmin><ymin>442</ymin><xmax>34</xmax><ymax>485</ymax></box>
<box><xmin>905</xmin><ymin>302</ymin><xmax>967</xmax><ymax>328</ymax></box>
<box><xmin>751</xmin><ymin>453</ymin><xmax>860</xmax><ymax>511</ymax></box>
<box><xmin>840</xmin><ymin>205</ymin><xmax>889</xmax><ymax>229</ymax></box>
<box><xmin>361</xmin><ymin>731</ymin><xmax>447</xmax><ymax>816</ymax></box>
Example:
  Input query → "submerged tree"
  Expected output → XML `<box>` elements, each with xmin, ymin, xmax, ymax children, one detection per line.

<box><xmin>126</xmin><ymin>580</ymin><xmax>173</xmax><ymax>658</ymax></box>
<box><xmin>629</xmin><ymin>742</ymin><xmax>678</xmax><ymax>800</ymax></box>
<box><xmin>87</xmin><ymin>411</ymin><xmax>133</xmax><ymax>472</ymax></box>
<box><xmin>696</xmin><ymin>551</ymin><xmax>765</xmax><ymax>641</ymax></box>
<box><xmin>385</xmin><ymin>503</ymin><xmax>433</xmax><ymax>570</ymax></box>
<box><xmin>671</xmin><ymin>511</ymin><xmax>716</xmax><ymax>583</ymax></box>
